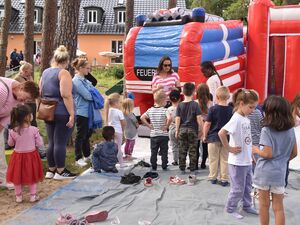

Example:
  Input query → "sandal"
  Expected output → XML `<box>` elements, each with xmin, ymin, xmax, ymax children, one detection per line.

<box><xmin>85</xmin><ymin>210</ymin><xmax>108</xmax><ymax>223</ymax></box>
<box><xmin>144</xmin><ymin>177</ymin><xmax>153</xmax><ymax>187</ymax></box>
<box><xmin>169</xmin><ymin>176</ymin><xmax>186</xmax><ymax>185</ymax></box>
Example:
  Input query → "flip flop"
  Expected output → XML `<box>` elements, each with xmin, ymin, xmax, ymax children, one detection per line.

<box><xmin>85</xmin><ymin>210</ymin><xmax>108</xmax><ymax>223</ymax></box>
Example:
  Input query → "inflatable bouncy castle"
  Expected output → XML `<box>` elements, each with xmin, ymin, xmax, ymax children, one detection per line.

<box><xmin>124</xmin><ymin>8</ymin><xmax>246</xmax><ymax>114</ymax></box>
<box><xmin>247</xmin><ymin>0</ymin><xmax>300</xmax><ymax>102</ymax></box>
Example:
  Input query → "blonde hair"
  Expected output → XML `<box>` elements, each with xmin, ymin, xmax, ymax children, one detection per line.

<box><xmin>104</xmin><ymin>93</ymin><xmax>121</xmax><ymax>125</ymax></box>
<box><xmin>216</xmin><ymin>86</ymin><xmax>230</xmax><ymax>101</ymax></box>
<box><xmin>154</xmin><ymin>90</ymin><xmax>167</xmax><ymax>106</ymax></box>
<box><xmin>72</xmin><ymin>57</ymin><xmax>89</xmax><ymax>71</ymax></box>
<box><xmin>19</xmin><ymin>61</ymin><xmax>32</xmax><ymax>75</ymax></box>
<box><xmin>51</xmin><ymin>45</ymin><xmax>69</xmax><ymax>66</ymax></box>
<box><xmin>232</xmin><ymin>88</ymin><xmax>259</xmax><ymax>111</ymax></box>
<box><xmin>122</xmin><ymin>98</ymin><xmax>134</xmax><ymax>116</ymax></box>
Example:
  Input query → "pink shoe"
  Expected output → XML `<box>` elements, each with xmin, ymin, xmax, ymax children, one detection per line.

<box><xmin>30</xmin><ymin>194</ymin><xmax>40</xmax><ymax>202</ymax></box>
<box><xmin>16</xmin><ymin>195</ymin><xmax>23</xmax><ymax>203</ymax></box>
<box><xmin>85</xmin><ymin>210</ymin><xmax>108</xmax><ymax>223</ymax></box>
<box><xmin>56</xmin><ymin>213</ymin><xmax>74</xmax><ymax>225</ymax></box>
<box><xmin>169</xmin><ymin>176</ymin><xmax>186</xmax><ymax>185</ymax></box>
<box><xmin>144</xmin><ymin>177</ymin><xmax>153</xmax><ymax>187</ymax></box>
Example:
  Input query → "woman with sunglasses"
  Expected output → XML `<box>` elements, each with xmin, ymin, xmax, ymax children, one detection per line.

<box><xmin>152</xmin><ymin>56</ymin><xmax>181</xmax><ymax>100</ymax></box>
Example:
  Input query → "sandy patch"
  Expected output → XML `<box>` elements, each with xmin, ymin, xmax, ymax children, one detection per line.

<box><xmin>0</xmin><ymin>179</ymin><xmax>71</xmax><ymax>222</ymax></box>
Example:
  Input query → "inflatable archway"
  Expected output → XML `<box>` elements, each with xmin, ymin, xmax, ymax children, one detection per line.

<box><xmin>124</xmin><ymin>10</ymin><xmax>246</xmax><ymax>114</ymax></box>
<box><xmin>247</xmin><ymin>0</ymin><xmax>300</xmax><ymax>102</ymax></box>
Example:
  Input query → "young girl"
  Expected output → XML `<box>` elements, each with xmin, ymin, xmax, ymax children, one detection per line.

<box><xmin>253</xmin><ymin>96</ymin><xmax>297</xmax><ymax>225</ymax></box>
<box><xmin>122</xmin><ymin>98</ymin><xmax>139</xmax><ymax>160</ymax></box>
<box><xmin>104</xmin><ymin>93</ymin><xmax>126</xmax><ymax>165</ymax></box>
<box><xmin>166</xmin><ymin>89</ymin><xmax>181</xmax><ymax>165</ymax></box>
<box><xmin>6</xmin><ymin>104</ymin><xmax>44</xmax><ymax>203</ymax></box>
<box><xmin>196</xmin><ymin>83</ymin><xmax>213</xmax><ymax>169</ymax></box>
<box><xmin>201</xmin><ymin>61</ymin><xmax>223</xmax><ymax>105</ymax></box>
<box><xmin>218</xmin><ymin>88</ymin><xmax>259</xmax><ymax>219</ymax></box>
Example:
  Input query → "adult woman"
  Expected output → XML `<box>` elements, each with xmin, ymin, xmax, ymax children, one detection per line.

<box><xmin>0</xmin><ymin>78</ymin><xmax>39</xmax><ymax>188</ymax></box>
<box><xmin>72</xmin><ymin>57</ymin><xmax>93</xmax><ymax>167</ymax></box>
<box><xmin>40</xmin><ymin>45</ymin><xmax>76</xmax><ymax>180</ymax></box>
<box><xmin>152</xmin><ymin>56</ymin><xmax>181</xmax><ymax>98</ymax></box>
<box><xmin>201</xmin><ymin>61</ymin><xmax>223</xmax><ymax>104</ymax></box>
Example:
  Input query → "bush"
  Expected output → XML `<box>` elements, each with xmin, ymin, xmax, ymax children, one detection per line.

<box><xmin>99</xmin><ymin>65</ymin><xmax>124</xmax><ymax>79</ymax></box>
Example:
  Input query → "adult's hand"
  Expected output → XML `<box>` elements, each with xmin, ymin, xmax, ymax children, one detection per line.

<box><xmin>66</xmin><ymin>116</ymin><xmax>74</xmax><ymax>128</ymax></box>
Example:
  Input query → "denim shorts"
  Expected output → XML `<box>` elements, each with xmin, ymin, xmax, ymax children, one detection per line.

<box><xmin>253</xmin><ymin>184</ymin><xmax>285</xmax><ymax>194</ymax></box>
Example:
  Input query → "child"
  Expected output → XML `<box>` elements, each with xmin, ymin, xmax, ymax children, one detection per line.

<box><xmin>166</xmin><ymin>89</ymin><xmax>181</xmax><ymax>166</ymax></box>
<box><xmin>141</xmin><ymin>90</ymin><xmax>169</xmax><ymax>171</ymax></box>
<box><xmin>253</xmin><ymin>96</ymin><xmax>297</xmax><ymax>225</ymax></box>
<box><xmin>175</xmin><ymin>83</ymin><xmax>203</xmax><ymax>174</ymax></box>
<box><xmin>104</xmin><ymin>93</ymin><xmax>126</xmax><ymax>165</ymax></box>
<box><xmin>196</xmin><ymin>83</ymin><xmax>213</xmax><ymax>169</ymax></box>
<box><xmin>218</xmin><ymin>88</ymin><xmax>259</xmax><ymax>219</ymax></box>
<box><xmin>6</xmin><ymin>104</ymin><xmax>44</xmax><ymax>203</ymax></box>
<box><xmin>92</xmin><ymin>126</ymin><xmax>119</xmax><ymax>173</ymax></box>
<box><xmin>201</xmin><ymin>61</ymin><xmax>223</xmax><ymax>104</ymax></box>
<box><xmin>122</xmin><ymin>98</ymin><xmax>139</xmax><ymax>160</ymax></box>
<box><xmin>203</xmin><ymin>86</ymin><xmax>232</xmax><ymax>186</ymax></box>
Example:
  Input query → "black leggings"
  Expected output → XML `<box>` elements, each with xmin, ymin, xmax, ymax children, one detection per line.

<box><xmin>46</xmin><ymin>114</ymin><xmax>72</xmax><ymax>168</ymax></box>
<box><xmin>75</xmin><ymin>115</ymin><xmax>91</xmax><ymax>161</ymax></box>
<box><xmin>196</xmin><ymin>140</ymin><xmax>208</xmax><ymax>169</ymax></box>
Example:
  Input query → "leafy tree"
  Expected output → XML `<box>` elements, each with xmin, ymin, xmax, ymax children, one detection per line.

<box><xmin>190</xmin><ymin>0</ymin><xmax>235</xmax><ymax>17</ymax></box>
<box><xmin>24</xmin><ymin>0</ymin><xmax>34</xmax><ymax>77</ymax></box>
<box><xmin>223</xmin><ymin>0</ymin><xmax>248</xmax><ymax>20</ymax></box>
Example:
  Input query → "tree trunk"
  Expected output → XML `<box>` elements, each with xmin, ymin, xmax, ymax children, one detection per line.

<box><xmin>24</xmin><ymin>0</ymin><xmax>35</xmax><ymax>78</ymax></box>
<box><xmin>0</xmin><ymin>0</ymin><xmax>11</xmax><ymax>77</ymax></box>
<box><xmin>40</xmin><ymin>0</ymin><xmax>58</xmax><ymax>74</ymax></box>
<box><xmin>125</xmin><ymin>0</ymin><xmax>134</xmax><ymax>36</ymax></box>
<box><xmin>55</xmin><ymin>0</ymin><xmax>80</xmax><ymax>76</ymax></box>
<box><xmin>168</xmin><ymin>0</ymin><xmax>177</xmax><ymax>9</ymax></box>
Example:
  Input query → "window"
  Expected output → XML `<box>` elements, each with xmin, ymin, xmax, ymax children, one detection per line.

<box><xmin>118</xmin><ymin>11</ymin><xmax>125</xmax><ymax>24</ymax></box>
<box><xmin>111</xmin><ymin>40</ymin><xmax>123</xmax><ymax>63</ymax></box>
<box><xmin>118</xmin><ymin>0</ymin><xmax>124</xmax><ymax>4</ymax></box>
<box><xmin>87</xmin><ymin>10</ymin><xmax>97</xmax><ymax>23</ymax></box>
<box><xmin>0</xmin><ymin>9</ymin><xmax>4</xmax><ymax>19</ymax></box>
<box><xmin>34</xmin><ymin>41</ymin><xmax>41</xmax><ymax>55</ymax></box>
<box><xmin>34</xmin><ymin>9</ymin><xmax>39</xmax><ymax>23</ymax></box>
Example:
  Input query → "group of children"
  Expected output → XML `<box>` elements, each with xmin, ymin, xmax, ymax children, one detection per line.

<box><xmin>6</xmin><ymin>78</ymin><xmax>299</xmax><ymax>225</ymax></box>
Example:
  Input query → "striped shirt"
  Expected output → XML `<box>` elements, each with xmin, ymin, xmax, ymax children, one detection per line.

<box><xmin>151</xmin><ymin>72</ymin><xmax>180</xmax><ymax>96</ymax></box>
<box><xmin>247</xmin><ymin>109</ymin><xmax>263</xmax><ymax>146</ymax></box>
<box><xmin>143</xmin><ymin>106</ymin><xmax>168</xmax><ymax>137</ymax></box>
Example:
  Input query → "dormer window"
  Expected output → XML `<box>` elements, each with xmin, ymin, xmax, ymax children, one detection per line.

<box><xmin>34</xmin><ymin>9</ymin><xmax>39</xmax><ymax>23</ymax></box>
<box><xmin>0</xmin><ymin>9</ymin><xmax>4</xmax><ymax>19</ymax></box>
<box><xmin>118</xmin><ymin>11</ymin><xmax>126</xmax><ymax>24</ymax></box>
<box><xmin>87</xmin><ymin>10</ymin><xmax>97</xmax><ymax>23</ymax></box>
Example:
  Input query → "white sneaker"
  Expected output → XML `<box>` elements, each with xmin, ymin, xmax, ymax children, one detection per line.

<box><xmin>53</xmin><ymin>168</ymin><xmax>77</xmax><ymax>180</ymax></box>
<box><xmin>84</xmin><ymin>155</ymin><xmax>92</xmax><ymax>162</ymax></box>
<box><xmin>76</xmin><ymin>158</ymin><xmax>88</xmax><ymax>167</ymax></box>
<box><xmin>228</xmin><ymin>211</ymin><xmax>244</xmax><ymax>219</ymax></box>
<box><xmin>45</xmin><ymin>169</ymin><xmax>56</xmax><ymax>179</ymax></box>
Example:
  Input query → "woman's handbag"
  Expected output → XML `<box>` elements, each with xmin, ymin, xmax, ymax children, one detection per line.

<box><xmin>37</xmin><ymin>98</ymin><xmax>58</xmax><ymax>122</ymax></box>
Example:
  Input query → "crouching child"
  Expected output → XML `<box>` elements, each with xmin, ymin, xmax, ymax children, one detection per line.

<box><xmin>92</xmin><ymin>126</ymin><xmax>118</xmax><ymax>173</ymax></box>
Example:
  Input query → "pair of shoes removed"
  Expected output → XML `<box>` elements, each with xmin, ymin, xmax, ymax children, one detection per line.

<box><xmin>120</xmin><ymin>173</ymin><xmax>141</xmax><ymax>184</ymax></box>
<box><xmin>56</xmin><ymin>211</ymin><xmax>108</xmax><ymax>225</ymax></box>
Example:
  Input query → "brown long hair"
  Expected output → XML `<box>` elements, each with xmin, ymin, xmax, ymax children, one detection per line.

<box><xmin>263</xmin><ymin>95</ymin><xmax>294</xmax><ymax>131</ymax></box>
<box><xmin>156</xmin><ymin>56</ymin><xmax>174</xmax><ymax>75</ymax></box>
<box><xmin>196</xmin><ymin>83</ymin><xmax>210</xmax><ymax>114</ymax></box>
<box><xmin>10</xmin><ymin>104</ymin><xmax>32</xmax><ymax>134</ymax></box>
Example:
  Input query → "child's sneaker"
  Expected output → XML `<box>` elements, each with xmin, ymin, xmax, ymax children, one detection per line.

<box><xmin>30</xmin><ymin>194</ymin><xmax>39</xmax><ymax>202</ymax></box>
<box><xmin>210</xmin><ymin>179</ymin><xmax>218</xmax><ymax>184</ymax></box>
<box><xmin>75</xmin><ymin>158</ymin><xmax>88</xmax><ymax>167</ymax></box>
<box><xmin>169</xmin><ymin>176</ymin><xmax>186</xmax><ymax>185</ymax></box>
<box><xmin>228</xmin><ymin>211</ymin><xmax>244</xmax><ymax>219</ymax></box>
<box><xmin>187</xmin><ymin>175</ymin><xmax>196</xmax><ymax>185</ymax></box>
<box><xmin>219</xmin><ymin>181</ymin><xmax>229</xmax><ymax>187</ymax></box>
<box><xmin>243</xmin><ymin>207</ymin><xmax>259</xmax><ymax>215</ymax></box>
<box><xmin>171</xmin><ymin>161</ymin><xmax>178</xmax><ymax>166</ymax></box>
<box><xmin>16</xmin><ymin>195</ymin><xmax>23</xmax><ymax>203</ymax></box>
<box><xmin>144</xmin><ymin>177</ymin><xmax>153</xmax><ymax>187</ymax></box>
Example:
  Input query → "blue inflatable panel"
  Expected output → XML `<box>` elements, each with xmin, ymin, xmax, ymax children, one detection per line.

<box><xmin>201</xmin><ymin>41</ymin><xmax>225</xmax><ymax>62</ymax></box>
<box><xmin>227</xmin><ymin>28</ymin><xmax>243</xmax><ymax>40</ymax></box>
<box><xmin>228</xmin><ymin>38</ymin><xmax>244</xmax><ymax>57</ymax></box>
<box><xmin>135</xmin><ymin>25</ymin><xmax>184</xmax><ymax>68</ymax></box>
<box><xmin>200</xmin><ymin>29</ymin><xmax>224</xmax><ymax>43</ymax></box>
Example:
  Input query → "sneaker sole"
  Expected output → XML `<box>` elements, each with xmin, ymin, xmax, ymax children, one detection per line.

<box><xmin>53</xmin><ymin>173</ymin><xmax>76</xmax><ymax>180</ymax></box>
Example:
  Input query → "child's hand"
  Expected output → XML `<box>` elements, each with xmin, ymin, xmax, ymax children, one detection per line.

<box><xmin>229</xmin><ymin>146</ymin><xmax>241</xmax><ymax>154</ymax></box>
<box><xmin>202</xmin><ymin>136</ymin><xmax>207</xmax><ymax>143</ymax></box>
<box><xmin>252</xmin><ymin>145</ymin><xmax>259</xmax><ymax>154</ymax></box>
<box><xmin>148</xmin><ymin>124</ymin><xmax>154</xmax><ymax>130</ymax></box>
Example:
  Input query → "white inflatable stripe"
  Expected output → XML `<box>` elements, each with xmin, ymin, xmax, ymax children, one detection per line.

<box><xmin>222</xmin><ymin>40</ymin><xmax>230</xmax><ymax>59</ymax></box>
<box><xmin>222</xmin><ymin>74</ymin><xmax>241</xmax><ymax>87</ymax></box>
<box><xmin>220</xmin><ymin>24</ymin><xmax>228</xmax><ymax>41</ymax></box>
<box><xmin>217</xmin><ymin>63</ymin><xmax>240</xmax><ymax>76</ymax></box>
<box><xmin>270</xmin><ymin>33</ymin><xmax>300</xmax><ymax>36</ymax></box>
<box><xmin>270</xmin><ymin>7</ymin><xmax>300</xmax><ymax>21</ymax></box>
<box><xmin>126</xmin><ymin>85</ymin><xmax>152</xmax><ymax>90</ymax></box>
<box><xmin>126</xmin><ymin>80</ymin><xmax>152</xmax><ymax>85</ymax></box>
<box><xmin>126</xmin><ymin>89</ymin><xmax>153</xmax><ymax>94</ymax></box>
<box><xmin>214</xmin><ymin>56</ymin><xmax>238</xmax><ymax>66</ymax></box>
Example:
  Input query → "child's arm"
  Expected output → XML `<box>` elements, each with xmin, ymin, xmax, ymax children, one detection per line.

<box><xmin>202</xmin><ymin>121</ymin><xmax>211</xmax><ymax>142</ymax></box>
<box><xmin>166</xmin><ymin>112</ymin><xmax>172</xmax><ymax>129</ymax></box>
<box><xmin>218</xmin><ymin>128</ymin><xmax>241</xmax><ymax>154</ymax></box>
<box><xmin>92</xmin><ymin>144</ymin><xmax>102</xmax><ymax>172</ymax></box>
<box><xmin>34</xmin><ymin>129</ymin><xmax>44</xmax><ymax>149</ymax></box>
<box><xmin>141</xmin><ymin>114</ymin><xmax>153</xmax><ymax>129</ymax></box>
<box><xmin>196</xmin><ymin>115</ymin><xmax>203</xmax><ymax>139</ymax></box>
<box><xmin>290</xmin><ymin>143</ymin><xmax>298</xmax><ymax>160</ymax></box>
<box><xmin>175</xmin><ymin>116</ymin><xmax>180</xmax><ymax>139</ymax></box>
<box><xmin>120</xmin><ymin>119</ymin><xmax>126</xmax><ymax>133</ymax></box>
<box><xmin>7</xmin><ymin>129</ymin><xmax>16</xmax><ymax>147</ymax></box>
<box><xmin>252</xmin><ymin>145</ymin><xmax>272</xmax><ymax>159</ymax></box>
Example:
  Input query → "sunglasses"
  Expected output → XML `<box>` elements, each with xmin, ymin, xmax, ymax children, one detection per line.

<box><xmin>163</xmin><ymin>64</ymin><xmax>171</xmax><ymax>67</ymax></box>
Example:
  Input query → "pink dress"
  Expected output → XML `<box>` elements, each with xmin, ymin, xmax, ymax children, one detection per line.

<box><xmin>6</xmin><ymin>126</ymin><xmax>44</xmax><ymax>185</ymax></box>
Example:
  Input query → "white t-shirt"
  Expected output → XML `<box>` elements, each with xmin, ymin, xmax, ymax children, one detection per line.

<box><xmin>206</xmin><ymin>74</ymin><xmax>221</xmax><ymax>105</ymax></box>
<box><xmin>108</xmin><ymin>108</ymin><xmax>124</xmax><ymax>134</ymax></box>
<box><xmin>223</xmin><ymin>112</ymin><xmax>252</xmax><ymax>166</ymax></box>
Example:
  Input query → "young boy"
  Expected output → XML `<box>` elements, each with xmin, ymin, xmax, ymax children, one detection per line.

<box><xmin>202</xmin><ymin>86</ymin><xmax>233</xmax><ymax>186</ymax></box>
<box><xmin>141</xmin><ymin>90</ymin><xmax>169</xmax><ymax>171</ymax></box>
<box><xmin>175</xmin><ymin>83</ymin><xmax>203</xmax><ymax>174</ymax></box>
<box><xmin>92</xmin><ymin>126</ymin><xmax>118</xmax><ymax>173</ymax></box>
